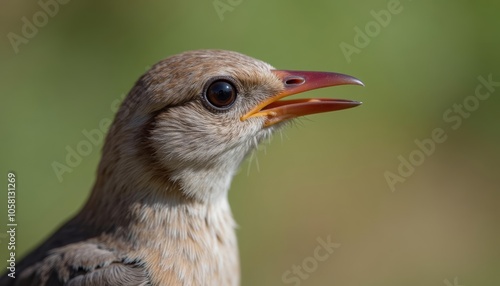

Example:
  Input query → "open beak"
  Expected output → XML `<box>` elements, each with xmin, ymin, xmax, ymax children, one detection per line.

<box><xmin>241</xmin><ymin>70</ymin><xmax>364</xmax><ymax>127</ymax></box>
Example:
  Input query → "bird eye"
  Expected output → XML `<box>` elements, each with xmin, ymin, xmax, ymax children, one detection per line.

<box><xmin>204</xmin><ymin>80</ymin><xmax>237</xmax><ymax>110</ymax></box>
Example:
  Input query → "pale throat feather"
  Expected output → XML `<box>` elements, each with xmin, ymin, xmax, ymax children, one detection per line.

<box><xmin>81</xmin><ymin>163</ymin><xmax>240</xmax><ymax>285</ymax></box>
<box><xmin>127</xmin><ymin>193</ymin><xmax>240</xmax><ymax>285</ymax></box>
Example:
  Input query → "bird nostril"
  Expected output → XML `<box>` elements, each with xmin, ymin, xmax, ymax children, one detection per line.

<box><xmin>284</xmin><ymin>77</ymin><xmax>305</xmax><ymax>86</ymax></box>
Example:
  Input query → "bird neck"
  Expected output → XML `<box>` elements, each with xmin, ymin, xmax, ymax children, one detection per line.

<box><xmin>79</xmin><ymin>148</ymin><xmax>238</xmax><ymax>232</ymax></box>
<box><xmin>72</xmin><ymin>101</ymin><xmax>242</xmax><ymax>284</ymax></box>
<box><xmin>78</xmin><ymin>174</ymin><xmax>240</xmax><ymax>285</ymax></box>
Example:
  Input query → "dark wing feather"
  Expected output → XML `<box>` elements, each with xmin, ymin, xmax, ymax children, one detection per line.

<box><xmin>66</xmin><ymin>263</ymin><xmax>149</xmax><ymax>286</ymax></box>
<box><xmin>10</xmin><ymin>242</ymin><xmax>149</xmax><ymax>286</ymax></box>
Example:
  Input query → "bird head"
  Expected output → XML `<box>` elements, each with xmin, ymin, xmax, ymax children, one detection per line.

<box><xmin>102</xmin><ymin>50</ymin><xmax>363</xmax><ymax>203</ymax></box>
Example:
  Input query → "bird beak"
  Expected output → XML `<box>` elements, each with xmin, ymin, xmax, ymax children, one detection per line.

<box><xmin>241</xmin><ymin>70</ymin><xmax>364</xmax><ymax>127</ymax></box>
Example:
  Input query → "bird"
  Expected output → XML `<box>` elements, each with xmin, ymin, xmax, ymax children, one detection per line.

<box><xmin>0</xmin><ymin>49</ymin><xmax>363</xmax><ymax>286</ymax></box>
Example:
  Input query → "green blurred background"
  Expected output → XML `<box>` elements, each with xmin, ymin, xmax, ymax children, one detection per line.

<box><xmin>1</xmin><ymin>0</ymin><xmax>499</xmax><ymax>285</ymax></box>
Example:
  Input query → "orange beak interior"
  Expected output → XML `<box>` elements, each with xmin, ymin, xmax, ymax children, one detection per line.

<box><xmin>241</xmin><ymin>70</ymin><xmax>364</xmax><ymax>127</ymax></box>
